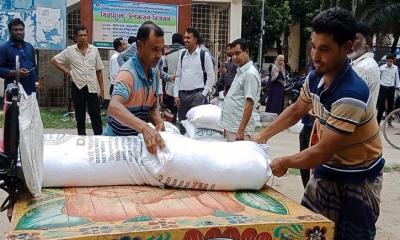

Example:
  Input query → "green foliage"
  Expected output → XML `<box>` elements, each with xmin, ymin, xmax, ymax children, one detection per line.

<box><xmin>242</xmin><ymin>0</ymin><xmax>291</xmax><ymax>59</ymax></box>
<box><xmin>0</xmin><ymin>108</ymin><xmax>107</xmax><ymax>129</ymax></box>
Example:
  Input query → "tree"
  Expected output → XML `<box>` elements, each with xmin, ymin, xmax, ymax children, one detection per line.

<box><xmin>242</xmin><ymin>0</ymin><xmax>291</xmax><ymax>62</ymax></box>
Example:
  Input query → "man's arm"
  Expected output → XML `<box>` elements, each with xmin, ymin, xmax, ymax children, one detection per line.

<box><xmin>395</xmin><ymin>66</ymin><xmax>400</xmax><ymax>89</ymax></box>
<box><xmin>96</xmin><ymin>70</ymin><xmax>104</xmax><ymax>99</ymax></box>
<box><xmin>252</xmin><ymin>97</ymin><xmax>311</xmax><ymax>143</ymax></box>
<box><xmin>174</xmin><ymin>52</ymin><xmax>183</xmax><ymax>107</ymax></box>
<box><xmin>270</xmin><ymin>126</ymin><xmax>348</xmax><ymax>177</ymax></box>
<box><xmin>202</xmin><ymin>53</ymin><xmax>215</xmax><ymax>96</ymax></box>
<box><xmin>117</xmin><ymin>43</ymin><xmax>136</xmax><ymax>67</ymax></box>
<box><xmin>236</xmin><ymin>98</ymin><xmax>254</xmax><ymax>140</ymax></box>
<box><xmin>50</xmin><ymin>50</ymin><xmax>70</xmax><ymax>76</ymax></box>
<box><xmin>108</xmin><ymin>88</ymin><xmax>165</xmax><ymax>154</ymax></box>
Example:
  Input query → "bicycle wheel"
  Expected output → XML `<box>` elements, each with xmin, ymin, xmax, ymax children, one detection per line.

<box><xmin>383</xmin><ymin>108</ymin><xmax>400</xmax><ymax>150</ymax></box>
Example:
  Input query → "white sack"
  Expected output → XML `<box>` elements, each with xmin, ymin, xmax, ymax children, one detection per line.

<box><xmin>182</xmin><ymin>120</ymin><xmax>224</xmax><ymax>140</ymax></box>
<box><xmin>19</xmin><ymin>90</ymin><xmax>44</xmax><ymax>197</ymax></box>
<box><xmin>186</xmin><ymin>104</ymin><xmax>222</xmax><ymax>131</ymax></box>
<box><xmin>148</xmin><ymin>122</ymin><xmax>180</xmax><ymax>135</ymax></box>
<box><xmin>143</xmin><ymin>132</ymin><xmax>271</xmax><ymax>190</ymax></box>
<box><xmin>289</xmin><ymin>120</ymin><xmax>304</xmax><ymax>134</ymax></box>
<box><xmin>42</xmin><ymin>134</ymin><xmax>160</xmax><ymax>187</ymax></box>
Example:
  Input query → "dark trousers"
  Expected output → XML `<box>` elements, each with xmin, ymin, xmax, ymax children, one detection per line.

<box><xmin>177</xmin><ymin>90</ymin><xmax>205</xmax><ymax>121</ymax></box>
<box><xmin>71</xmin><ymin>83</ymin><xmax>103</xmax><ymax>135</ymax></box>
<box><xmin>164</xmin><ymin>95</ymin><xmax>177</xmax><ymax>123</ymax></box>
<box><xmin>299</xmin><ymin>125</ymin><xmax>313</xmax><ymax>188</ymax></box>
<box><xmin>377</xmin><ymin>85</ymin><xmax>395</xmax><ymax>125</ymax></box>
<box><xmin>109</xmin><ymin>84</ymin><xmax>114</xmax><ymax>96</ymax></box>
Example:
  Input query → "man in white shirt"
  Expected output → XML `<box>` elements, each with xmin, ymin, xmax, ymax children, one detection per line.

<box><xmin>51</xmin><ymin>25</ymin><xmax>105</xmax><ymax>135</ymax></box>
<box><xmin>349</xmin><ymin>22</ymin><xmax>380</xmax><ymax>112</ymax></box>
<box><xmin>377</xmin><ymin>53</ymin><xmax>400</xmax><ymax>124</ymax></box>
<box><xmin>109</xmin><ymin>37</ymin><xmax>127</xmax><ymax>95</ymax></box>
<box><xmin>174</xmin><ymin>27</ymin><xmax>215</xmax><ymax>121</ymax></box>
<box><xmin>219</xmin><ymin>38</ymin><xmax>261</xmax><ymax>141</ymax></box>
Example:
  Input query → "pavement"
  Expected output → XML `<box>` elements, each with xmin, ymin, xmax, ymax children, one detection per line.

<box><xmin>1</xmin><ymin>128</ymin><xmax>399</xmax><ymax>238</ymax></box>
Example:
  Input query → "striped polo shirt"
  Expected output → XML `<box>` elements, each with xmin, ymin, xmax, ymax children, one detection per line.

<box><xmin>107</xmin><ymin>53</ymin><xmax>159</xmax><ymax>136</ymax></box>
<box><xmin>299</xmin><ymin>59</ymin><xmax>383</xmax><ymax>179</ymax></box>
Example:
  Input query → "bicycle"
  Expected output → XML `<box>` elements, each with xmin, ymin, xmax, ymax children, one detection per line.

<box><xmin>383</xmin><ymin>108</ymin><xmax>400</xmax><ymax>149</ymax></box>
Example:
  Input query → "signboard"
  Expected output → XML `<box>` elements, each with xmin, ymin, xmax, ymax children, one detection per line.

<box><xmin>0</xmin><ymin>0</ymin><xmax>66</xmax><ymax>50</ymax></box>
<box><xmin>93</xmin><ymin>0</ymin><xmax>178</xmax><ymax>48</ymax></box>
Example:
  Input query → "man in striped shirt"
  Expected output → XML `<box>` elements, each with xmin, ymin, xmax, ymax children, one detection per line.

<box><xmin>105</xmin><ymin>22</ymin><xmax>165</xmax><ymax>154</ymax></box>
<box><xmin>252</xmin><ymin>8</ymin><xmax>383</xmax><ymax>240</ymax></box>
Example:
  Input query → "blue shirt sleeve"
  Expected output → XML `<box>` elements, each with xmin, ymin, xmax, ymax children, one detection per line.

<box><xmin>0</xmin><ymin>44</ymin><xmax>10</xmax><ymax>78</ymax></box>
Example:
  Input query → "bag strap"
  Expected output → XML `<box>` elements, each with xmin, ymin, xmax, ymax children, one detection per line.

<box><xmin>200</xmin><ymin>49</ymin><xmax>207</xmax><ymax>85</ymax></box>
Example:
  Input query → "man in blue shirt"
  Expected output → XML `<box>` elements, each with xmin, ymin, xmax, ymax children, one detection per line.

<box><xmin>0</xmin><ymin>18</ymin><xmax>38</xmax><ymax>95</ymax></box>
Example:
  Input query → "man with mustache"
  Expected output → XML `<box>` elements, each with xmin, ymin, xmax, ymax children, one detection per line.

<box><xmin>0</xmin><ymin>18</ymin><xmax>38</xmax><ymax>95</ymax></box>
<box><xmin>252</xmin><ymin>8</ymin><xmax>383</xmax><ymax>239</ymax></box>
<box><xmin>349</xmin><ymin>22</ymin><xmax>380</xmax><ymax>110</ymax></box>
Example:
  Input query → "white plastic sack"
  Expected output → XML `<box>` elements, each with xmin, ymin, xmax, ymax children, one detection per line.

<box><xmin>289</xmin><ymin>120</ymin><xmax>304</xmax><ymax>134</ymax></box>
<box><xmin>19</xmin><ymin>90</ymin><xmax>44</xmax><ymax>197</ymax></box>
<box><xmin>186</xmin><ymin>104</ymin><xmax>222</xmax><ymax>131</ymax></box>
<box><xmin>182</xmin><ymin>120</ymin><xmax>224</xmax><ymax>140</ymax></box>
<box><xmin>148</xmin><ymin>122</ymin><xmax>180</xmax><ymax>135</ymax></box>
<box><xmin>42</xmin><ymin>134</ymin><xmax>160</xmax><ymax>187</ymax></box>
<box><xmin>143</xmin><ymin>132</ymin><xmax>271</xmax><ymax>190</ymax></box>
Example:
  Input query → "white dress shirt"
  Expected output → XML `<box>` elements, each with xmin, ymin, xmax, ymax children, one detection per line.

<box><xmin>174</xmin><ymin>47</ymin><xmax>215</xmax><ymax>97</ymax></box>
<box><xmin>351</xmin><ymin>52</ymin><xmax>380</xmax><ymax>111</ymax></box>
<box><xmin>54</xmin><ymin>44</ymin><xmax>104</xmax><ymax>93</ymax></box>
<box><xmin>109</xmin><ymin>52</ymin><xmax>120</xmax><ymax>85</ymax></box>
<box><xmin>380</xmin><ymin>63</ymin><xmax>399</xmax><ymax>88</ymax></box>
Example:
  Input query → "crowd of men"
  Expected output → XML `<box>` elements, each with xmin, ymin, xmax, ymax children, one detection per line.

<box><xmin>0</xmin><ymin>6</ymin><xmax>400</xmax><ymax>239</ymax></box>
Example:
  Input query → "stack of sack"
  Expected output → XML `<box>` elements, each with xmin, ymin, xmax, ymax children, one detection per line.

<box><xmin>181</xmin><ymin>104</ymin><xmax>224</xmax><ymax>140</ymax></box>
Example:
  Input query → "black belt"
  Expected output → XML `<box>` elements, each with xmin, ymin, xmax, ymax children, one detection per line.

<box><xmin>180</xmin><ymin>88</ymin><xmax>204</xmax><ymax>94</ymax></box>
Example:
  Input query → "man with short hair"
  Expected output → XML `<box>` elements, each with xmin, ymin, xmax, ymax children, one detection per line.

<box><xmin>0</xmin><ymin>18</ymin><xmax>38</xmax><ymax>95</ymax></box>
<box><xmin>219</xmin><ymin>39</ymin><xmax>260</xmax><ymax>141</ymax></box>
<box><xmin>105</xmin><ymin>22</ymin><xmax>165</xmax><ymax>155</ymax></box>
<box><xmin>128</xmin><ymin>36</ymin><xmax>137</xmax><ymax>45</ymax></box>
<box><xmin>377</xmin><ymin>53</ymin><xmax>400</xmax><ymax>125</ymax></box>
<box><xmin>174</xmin><ymin>27</ymin><xmax>215</xmax><ymax>121</ymax></box>
<box><xmin>252</xmin><ymin>8</ymin><xmax>383</xmax><ymax>239</ymax></box>
<box><xmin>109</xmin><ymin>37</ymin><xmax>128</xmax><ymax>95</ymax></box>
<box><xmin>349</xmin><ymin>22</ymin><xmax>380</xmax><ymax>110</ymax></box>
<box><xmin>51</xmin><ymin>25</ymin><xmax>104</xmax><ymax>135</ymax></box>
<box><xmin>163</xmin><ymin>32</ymin><xmax>185</xmax><ymax>123</ymax></box>
<box><xmin>223</xmin><ymin>43</ymin><xmax>237</xmax><ymax>94</ymax></box>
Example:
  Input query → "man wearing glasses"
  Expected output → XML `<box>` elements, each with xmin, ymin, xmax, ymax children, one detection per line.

<box><xmin>0</xmin><ymin>18</ymin><xmax>38</xmax><ymax>95</ymax></box>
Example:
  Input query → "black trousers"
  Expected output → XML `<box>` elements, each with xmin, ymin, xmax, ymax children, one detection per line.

<box><xmin>71</xmin><ymin>83</ymin><xmax>103</xmax><ymax>135</ymax></box>
<box><xmin>164</xmin><ymin>95</ymin><xmax>177</xmax><ymax>123</ymax></box>
<box><xmin>299</xmin><ymin>125</ymin><xmax>313</xmax><ymax>188</ymax></box>
<box><xmin>376</xmin><ymin>85</ymin><xmax>395</xmax><ymax>125</ymax></box>
<box><xmin>109</xmin><ymin>84</ymin><xmax>114</xmax><ymax>96</ymax></box>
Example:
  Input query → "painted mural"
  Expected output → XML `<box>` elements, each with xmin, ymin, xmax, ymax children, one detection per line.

<box><xmin>8</xmin><ymin>186</ymin><xmax>334</xmax><ymax>239</ymax></box>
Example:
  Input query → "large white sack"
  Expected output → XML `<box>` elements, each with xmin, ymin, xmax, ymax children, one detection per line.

<box><xmin>182</xmin><ymin>120</ymin><xmax>224</xmax><ymax>140</ymax></box>
<box><xmin>186</xmin><ymin>104</ymin><xmax>222</xmax><ymax>131</ymax></box>
<box><xmin>143</xmin><ymin>132</ymin><xmax>271</xmax><ymax>190</ymax></box>
<box><xmin>42</xmin><ymin>134</ymin><xmax>160</xmax><ymax>187</ymax></box>
<box><xmin>19</xmin><ymin>90</ymin><xmax>44</xmax><ymax>197</ymax></box>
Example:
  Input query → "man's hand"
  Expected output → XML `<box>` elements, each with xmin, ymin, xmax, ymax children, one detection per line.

<box><xmin>174</xmin><ymin>97</ymin><xmax>180</xmax><ymax>107</ymax></box>
<box><xmin>270</xmin><ymin>157</ymin><xmax>288</xmax><ymax>177</ymax></box>
<box><xmin>142</xmin><ymin>125</ymin><xmax>166</xmax><ymax>155</ymax></box>
<box><xmin>251</xmin><ymin>132</ymin><xmax>267</xmax><ymax>144</ymax></box>
<box><xmin>99</xmin><ymin>90</ymin><xmax>104</xmax><ymax>104</ymax></box>
<box><xmin>235</xmin><ymin>129</ymin><xmax>245</xmax><ymax>141</ymax></box>
<box><xmin>19</xmin><ymin>68</ymin><xmax>29</xmax><ymax>77</ymax></box>
<box><xmin>169</xmin><ymin>75</ymin><xmax>176</xmax><ymax>82</ymax></box>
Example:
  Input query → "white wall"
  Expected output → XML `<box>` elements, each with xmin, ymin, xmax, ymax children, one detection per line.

<box><xmin>193</xmin><ymin>0</ymin><xmax>242</xmax><ymax>42</ymax></box>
